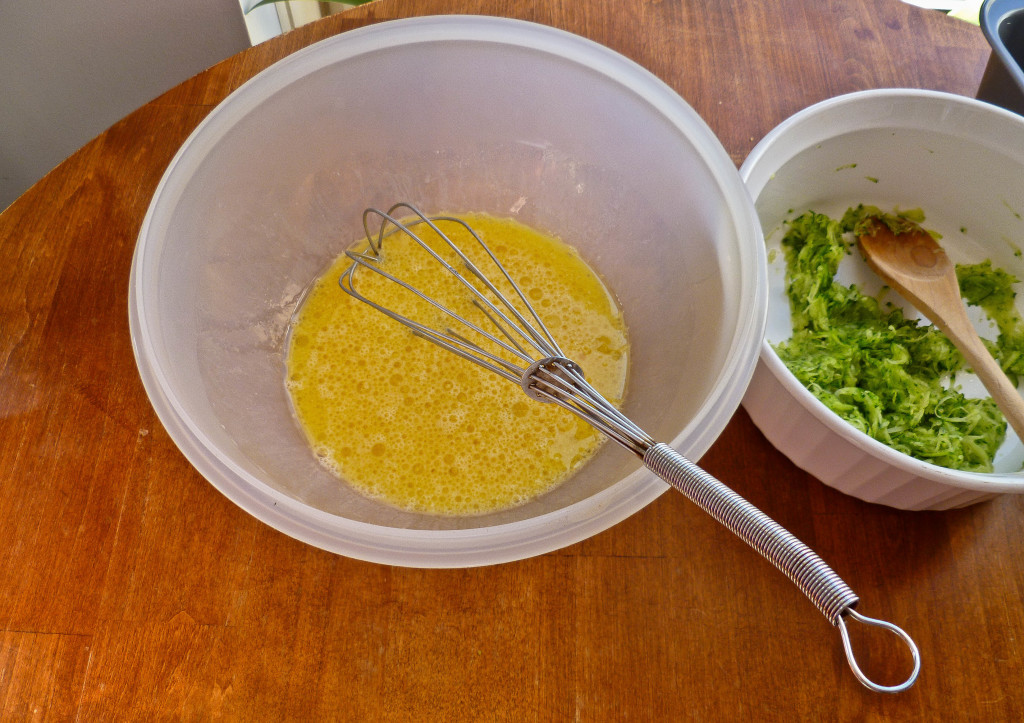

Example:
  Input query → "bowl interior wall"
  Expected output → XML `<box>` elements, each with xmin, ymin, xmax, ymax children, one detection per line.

<box><xmin>142</xmin><ymin>35</ymin><xmax>749</xmax><ymax>529</ymax></box>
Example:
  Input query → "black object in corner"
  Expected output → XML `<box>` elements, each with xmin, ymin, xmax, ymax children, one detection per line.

<box><xmin>978</xmin><ymin>0</ymin><xmax>1024</xmax><ymax>115</ymax></box>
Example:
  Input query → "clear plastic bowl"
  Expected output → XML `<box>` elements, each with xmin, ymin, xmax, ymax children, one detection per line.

<box><xmin>129</xmin><ymin>16</ymin><xmax>766</xmax><ymax>566</ymax></box>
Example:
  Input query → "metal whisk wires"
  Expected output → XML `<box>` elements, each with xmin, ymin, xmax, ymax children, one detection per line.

<box><xmin>339</xmin><ymin>203</ymin><xmax>654</xmax><ymax>456</ymax></box>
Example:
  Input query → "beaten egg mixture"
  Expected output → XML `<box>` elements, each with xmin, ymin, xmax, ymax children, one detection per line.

<box><xmin>286</xmin><ymin>213</ymin><xmax>629</xmax><ymax>515</ymax></box>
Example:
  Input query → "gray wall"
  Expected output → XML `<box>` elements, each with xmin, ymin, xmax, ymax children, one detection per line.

<box><xmin>1</xmin><ymin>1</ymin><xmax>253</xmax><ymax>210</ymax></box>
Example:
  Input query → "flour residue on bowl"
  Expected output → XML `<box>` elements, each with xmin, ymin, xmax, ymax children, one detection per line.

<box><xmin>285</xmin><ymin>213</ymin><xmax>629</xmax><ymax>515</ymax></box>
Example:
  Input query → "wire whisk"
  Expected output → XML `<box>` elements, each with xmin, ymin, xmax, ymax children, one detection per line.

<box><xmin>340</xmin><ymin>202</ymin><xmax>920</xmax><ymax>693</ymax></box>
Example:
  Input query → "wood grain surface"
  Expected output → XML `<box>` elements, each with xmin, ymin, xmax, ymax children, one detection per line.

<box><xmin>1</xmin><ymin>0</ymin><xmax>1020</xmax><ymax>719</ymax></box>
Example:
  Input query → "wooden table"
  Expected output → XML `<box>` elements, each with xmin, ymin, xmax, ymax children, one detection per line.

<box><xmin>1</xmin><ymin>0</ymin><xmax>1017</xmax><ymax>718</ymax></box>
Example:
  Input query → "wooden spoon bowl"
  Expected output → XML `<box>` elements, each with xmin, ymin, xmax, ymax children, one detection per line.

<box><xmin>857</xmin><ymin>218</ymin><xmax>1024</xmax><ymax>442</ymax></box>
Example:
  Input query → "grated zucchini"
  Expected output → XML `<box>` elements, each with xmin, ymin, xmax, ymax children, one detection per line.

<box><xmin>773</xmin><ymin>206</ymin><xmax>1023</xmax><ymax>473</ymax></box>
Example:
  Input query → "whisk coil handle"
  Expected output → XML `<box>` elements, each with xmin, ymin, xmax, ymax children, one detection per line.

<box><xmin>644</xmin><ymin>443</ymin><xmax>855</xmax><ymax>621</ymax></box>
<box><xmin>643</xmin><ymin>443</ymin><xmax>920</xmax><ymax>693</ymax></box>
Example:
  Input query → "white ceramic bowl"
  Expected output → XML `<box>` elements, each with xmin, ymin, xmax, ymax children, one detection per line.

<box><xmin>741</xmin><ymin>89</ymin><xmax>1024</xmax><ymax>510</ymax></box>
<box><xmin>129</xmin><ymin>16</ymin><xmax>766</xmax><ymax>565</ymax></box>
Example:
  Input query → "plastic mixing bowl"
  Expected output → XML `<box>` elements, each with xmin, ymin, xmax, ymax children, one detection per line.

<box><xmin>129</xmin><ymin>16</ymin><xmax>766</xmax><ymax>565</ymax></box>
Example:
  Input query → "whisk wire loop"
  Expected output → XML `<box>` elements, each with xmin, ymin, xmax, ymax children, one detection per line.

<box><xmin>339</xmin><ymin>259</ymin><xmax>521</xmax><ymax>381</ymax></box>
<box><xmin>361</xmin><ymin>204</ymin><xmax>564</xmax><ymax>360</ymax></box>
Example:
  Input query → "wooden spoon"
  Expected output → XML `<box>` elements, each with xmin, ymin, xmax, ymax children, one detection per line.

<box><xmin>857</xmin><ymin>218</ymin><xmax>1024</xmax><ymax>442</ymax></box>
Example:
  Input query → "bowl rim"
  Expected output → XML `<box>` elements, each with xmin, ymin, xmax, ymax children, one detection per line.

<box><xmin>740</xmin><ymin>87</ymin><xmax>1024</xmax><ymax>494</ymax></box>
<box><xmin>129</xmin><ymin>14</ymin><xmax>767</xmax><ymax>566</ymax></box>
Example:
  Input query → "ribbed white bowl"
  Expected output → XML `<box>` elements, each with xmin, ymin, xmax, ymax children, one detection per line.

<box><xmin>741</xmin><ymin>89</ymin><xmax>1024</xmax><ymax>510</ymax></box>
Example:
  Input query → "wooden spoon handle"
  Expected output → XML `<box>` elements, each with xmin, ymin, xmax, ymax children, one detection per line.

<box><xmin>931</xmin><ymin>302</ymin><xmax>1024</xmax><ymax>443</ymax></box>
<box><xmin>858</xmin><ymin>220</ymin><xmax>1024</xmax><ymax>442</ymax></box>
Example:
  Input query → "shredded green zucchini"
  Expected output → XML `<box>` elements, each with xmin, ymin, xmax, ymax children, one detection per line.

<box><xmin>958</xmin><ymin>260</ymin><xmax>1024</xmax><ymax>386</ymax></box>
<box><xmin>773</xmin><ymin>206</ymin><xmax>1021</xmax><ymax>473</ymax></box>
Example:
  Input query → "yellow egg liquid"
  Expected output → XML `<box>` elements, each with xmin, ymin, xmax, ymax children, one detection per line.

<box><xmin>285</xmin><ymin>213</ymin><xmax>628</xmax><ymax>516</ymax></box>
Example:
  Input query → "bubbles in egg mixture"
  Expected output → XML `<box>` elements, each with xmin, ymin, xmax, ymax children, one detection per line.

<box><xmin>285</xmin><ymin>213</ymin><xmax>629</xmax><ymax>516</ymax></box>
